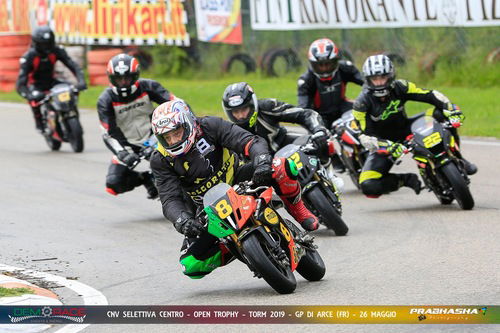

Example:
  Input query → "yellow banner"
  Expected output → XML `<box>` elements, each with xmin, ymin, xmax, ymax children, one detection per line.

<box><xmin>51</xmin><ymin>0</ymin><xmax>189</xmax><ymax>46</ymax></box>
<box><xmin>0</xmin><ymin>0</ymin><xmax>31</xmax><ymax>34</ymax></box>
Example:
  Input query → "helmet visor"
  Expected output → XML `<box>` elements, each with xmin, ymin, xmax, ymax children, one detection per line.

<box><xmin>311</xmin><ymin>58</ymin><xmax>339</xmax><ymax>75</ymax></box>
<box><xmin>110</xmin><ymin>74</ymin><xmax>135</xmax><ymax>88</ymax></box>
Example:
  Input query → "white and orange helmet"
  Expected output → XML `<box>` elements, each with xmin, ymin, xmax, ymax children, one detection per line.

<box><xmin>151</xmin><ymin>100</ymin><xmax>198</xmax><ymax>157</ymax></box>
<box><xmin>307</xmin><ymin>38</ymin><xmax>340</xmax><ymax>81</ymax></box>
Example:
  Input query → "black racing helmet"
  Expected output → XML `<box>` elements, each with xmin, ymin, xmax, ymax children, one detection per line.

<box><xmin>106</xmin><ymin>53</ymin><xmax>140</xmax><ymax>97</ymax></box>
<box><xmin>31</xmin><ymin>26</ymin><xmax>56</xmax><ymax>55</ymax></box>
<box><xmin>222</xmin><ymin>82</ymin><xmax>259</xmax><ymax>129</ymax></box>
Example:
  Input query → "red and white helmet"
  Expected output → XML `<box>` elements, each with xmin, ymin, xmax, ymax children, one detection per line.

<box><xmin>151</xmin><ymin>100</ymin><xmax>198</xmax><ymax>157</ymax></box>
<box><xmin>308</xmin><ymin>38</ymin><xmax>340</xmax><ymax>81</ymax></box>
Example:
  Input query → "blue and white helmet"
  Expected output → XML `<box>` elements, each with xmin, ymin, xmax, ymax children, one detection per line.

<box><xmin>362</xmin><ymin>54</ymin><xmax>395</xmax><ymax>97</ymax></box>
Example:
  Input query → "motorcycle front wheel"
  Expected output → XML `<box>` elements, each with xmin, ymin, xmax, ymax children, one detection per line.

<box><xmin>241</xmin><ymin>233</ymin><xmax>296</xmax><ymax>294</ymax></box>
<box><xmin>305</xmin><ymin>186</ymin><xmax>349</xmax><ymax>236</ymax></box>
<box><xmin>440</xmin><ymin>162</ymin><xmax>474</xmax><ymax>210</ymax></box>
<box><xmin>66</xmin><ymin>117</ymin><xmax>84</xmax><ymax>153</ymax></box>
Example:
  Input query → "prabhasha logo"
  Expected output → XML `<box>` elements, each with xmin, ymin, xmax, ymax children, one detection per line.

<box><xmin>410</xmin><ymin>308</ymin><xmax>479</xmax><ymax>315</ymax></box>
<box><xmin>9</xmin><ymin>306</ymin><xmax>86</xmax><ymax>323</ymax></box>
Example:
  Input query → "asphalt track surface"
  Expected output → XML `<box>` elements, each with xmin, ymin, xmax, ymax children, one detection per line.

<box><xmin>0</xmin><ymin>102</ymin><xmax>498</xmax><ymax>333</ymax></box>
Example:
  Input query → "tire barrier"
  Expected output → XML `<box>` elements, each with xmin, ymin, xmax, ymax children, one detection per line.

<box><xmin>339</xmin><ymin>48</ymin><xmax>354</xmax><ymax>62</ymax></box>
<box><xmin>124</xmin><ymin>47</ymin><xmax>154</xmax><ymax>70</ymax></box>
<box><xmin>383</xmin><ymin>52</ymin><xmax>406</xmax><ymax>66</ymax></box>
<box><xmin>55</xmin><ymin>46</ymin><xmax>85</xmax><ymax>85</ymax></box>
<box><xmin>0</xmin><ymin>34</ymin><xmax>31</xmax><ymax>92</ymax></box>
<box><xmin>221</xmin><ymin>53</ymin><xmax>256</xmax><ymax>74</ymax></box>
<box><xmin>261</xmin><ymin>48</ymin><xmax>301</xmax><ymax>77</ymax></box>
<box><xmin>87</xmin><ymin>48</ymin><xmax>123</xmax><ymax>86</ymax></box>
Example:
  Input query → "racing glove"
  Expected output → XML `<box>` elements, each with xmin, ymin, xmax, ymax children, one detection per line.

<box><xmin>312</xmin><ymin>127</ymin><xmax>329</xmax><ymax>154</ymax></box>
<box><xmin>174</xmin><ymin>212</ymin><xmax>204</xmax><ymax>237</ymax></box>
<box><xmin>252</xmin><ymin>154</ymin><xmax>274</xmax><ymax>186</ymax></box>
<box><xmin>75</xmin><ymin>82</ymin><xmax>88</xmax><ymax>92</ymax></box>
<box><xmin>386</xmin><ymin>141</ymin><xmax>406</xmax><ymax>159</ymax></box>
<box><xmin>443</xmin><ymin>104</ymin><xmax>464</xmax><ymax>128</ymax></box>
<box><xmin>117</xmin><ymin>150</ymin><xmax>140</xmax><ymax>168</ymax></box>
<box><xmin>29</xmin><ymin>90</ymin><xmax>45</xmax><ymax>102</ymax></box>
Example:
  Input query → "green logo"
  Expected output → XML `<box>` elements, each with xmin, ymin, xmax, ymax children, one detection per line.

<box><xmin>381</xmin><ymin>100</ymin><xmax>401</xmax><ymax>120</ymax></box>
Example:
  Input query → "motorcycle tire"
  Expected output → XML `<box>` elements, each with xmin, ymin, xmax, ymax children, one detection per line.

<box><xmin>340</xmin><ymin>150</ymin><xmax>361</xmax><ymax>189</ymax></box>
<box><xmin>296</xmin><ymin>248</ymin><xmax>326</xmax><ymax>281</ymax></box>
<box><xmin>241</xmin><ymin>233</ymin><xmax>296</xmax><ymax>294</ymax></box>
<box><xmin>440</xmin><ymin>162</ymin><xmax>474</xmax><ymax>210</ymax></box>
<box><xmin>67</xmin><ymin>117</ymin><xmax>84</xmax><ymax>153</ymax></box>
<box><xmin>44</xmin><ymin>133</ymin><xmax>61</xmax><ymax>151</ymax></box>
<box><xmin>305</xmin><ymin>186</ymin><xmax>349</xmax><ymax>236</ymax></box>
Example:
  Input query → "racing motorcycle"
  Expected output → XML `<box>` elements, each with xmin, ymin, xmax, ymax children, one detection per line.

<box><xmin>200</xmin><ymin>181</ymin><xmax>326</xmax><ymax>294</ymax></box>
<box><xmin>35</xmin><ymin>83</ymin><xmax>84</xmax><ymax>152</ymax></box>
<box><xmin>404</xmin><ymin>115</ymin><xmax>474</xmax><ymax>210</ymax></box>
<box><xmin>331</xmin><ymin>111</ymin><xmax>368</xmax><ymax>189</ymax></box>
<box><xmin>275</xmin><ymin>134</ymin><xmax>349</xmax><ymax>236</ymax></box>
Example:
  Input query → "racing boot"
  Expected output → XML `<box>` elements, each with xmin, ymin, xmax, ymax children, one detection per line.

<box><xmin>401</xmin><ymin>173</ymin><xmax>422</xmax><ymax>195</ymax></box>
<box><xmin>141</xmin><ymin>172</ymin><xmax>158</xmax><ymax>199</ymax></box>
<box><xmin>461</xmin><ymin>158</ymin><xmax>477</xmax><ymax>175</ymax></box>
<box><xmin>272</xmin><ymin>157</ymin><xmax>319</xmax><ymax>231</ymax></box>
<box><xmin>282</xmin><ymin>196</ymin><xmax>319</xmax><ymax>231</ymax></box>
<box><xmin>32</xmin><ymin>109</ymin><xmax>44</xmax><ymax>133</ymax></box>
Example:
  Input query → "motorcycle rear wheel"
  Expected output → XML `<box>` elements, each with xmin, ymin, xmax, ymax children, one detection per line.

<box><xmin>66</xmin><ymin>117</ymin><xmax>84</xmax><ymax>153</ymax></box>
<box><xmin>440</xmin><ymin>162</ymin><xmax>474</xmax><ymax>210</ymax></box>
<box><xmin>296</xmin><ymin>248</ymin><xmax>326</xmax><ymax>281</ymax></box>
<box><xmin>43</xmin><ymin>133</ymin><xmax>61</xmax><ymax>151</ymax></box>
<box><xmin>305</xmin><ymin>186</ymin><xmax>349</xmax><ymax>236</ymax></box>
<box><xmin>241</xmin><ymin>233</ymin><xmax>296</xmax><ymax>294</ymax></box>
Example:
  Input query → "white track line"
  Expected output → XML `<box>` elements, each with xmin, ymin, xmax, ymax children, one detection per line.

<box><xmin>0</xmin><ymin>263</ymin><xmax>108</xmax><ymax>333</ymax></box>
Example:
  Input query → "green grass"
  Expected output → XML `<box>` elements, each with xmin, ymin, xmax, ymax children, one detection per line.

<box><xmin>0</xmin><ymin>286</ymin><xmax>34</xmax><ymax>297</ymax></box>
<box><xmin>1</xmin><ymin>74</ymin><xmax>498</xmax><ymax>138</ymax></box>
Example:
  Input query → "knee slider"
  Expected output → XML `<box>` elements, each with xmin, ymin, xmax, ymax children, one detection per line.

<box><xmin>179</xmin><ymin>252</ymin><xmax>222</xmax><ymax>279</ymax></box>
<box><xmin>360</xmin><ymin>179</ymin><xmax>384</xmax><ymax>197</ymax></box>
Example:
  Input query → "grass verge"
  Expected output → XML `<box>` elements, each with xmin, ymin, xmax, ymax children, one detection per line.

<box><xmin>0</xmin><ymin>286</ymin><xmax>34</xmax><ymax>297</ymax></box>
<box><xmin>1</xmin><ymin>75</ymin><xmax>498</xmax><ymax>138</ymax></box>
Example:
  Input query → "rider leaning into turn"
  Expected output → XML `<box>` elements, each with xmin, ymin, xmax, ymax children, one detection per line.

<box><xmin>222</xmin><ymin>81</ymin><xmax>330</xmax><ymax>158</ymax></box>
<box><xmin>353</xmin><ymin>54</ymin><xmax>477</xmax><ymax>198</ymax></box>
<box><xmin>150</xmin><ymin>100</ymin><xmax>321</xmax><ymax>279</ymax></box>
<box><xmin>16</xmin><ymin>26</ymin><xmax>87</xmax><ymax>132</ymax></box>
<box><xmin>97</xmin><ymin>53</ymin><xmax>175</xmax><ymax>200</ymax></box>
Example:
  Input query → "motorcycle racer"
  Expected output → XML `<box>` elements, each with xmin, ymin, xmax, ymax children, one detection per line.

<box><xmin>97</xmin><ymin>53</ymin><xmax>175</xmax><ymax>199</ymax></box>
<box><xmin>150</xmin><ymin>100</ymin><xmax>320</xmax><ymax>279</ymax></box>
<box><xmin>353</xmin><ymin>54</ymin><xmax>477</xmax><ymax>198</ymax></box>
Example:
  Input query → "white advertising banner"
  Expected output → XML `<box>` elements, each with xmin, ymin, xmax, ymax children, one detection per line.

<box><xmin>250</xmin><ymin>0</ymin><xmax>500</xmax><ymax>30</ymax></box>
<box><xmin>194</xmin><ymin>0</ymin><xmax>243</xmax><ymax>44</ymax></box>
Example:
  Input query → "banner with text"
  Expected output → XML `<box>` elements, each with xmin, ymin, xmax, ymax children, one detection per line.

<box><xmin>0</xmin><ymin>0</ymin><xmax>31</xmax><ymax>35</ymax></box>
<box><xmin>250</xmin><ymin>0</ymin><xmax>500</xmax><ymax>30</ymax></box>
<box><xmin>48</xmin><ymin>0</ymin><xmax>190</xmax><ymax>46</ymax></box>
<box><xmin>0</xmin><ymin>305</ymin><xmax>498</xmax><ymax>324</ymax></box>
<box><xmin>194</xmin><ymin>0</ymin><xmax>242</xmax><ymax>44</ymax></box>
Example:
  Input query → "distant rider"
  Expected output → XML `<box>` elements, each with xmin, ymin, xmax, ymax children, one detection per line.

<box><xmin>97</xmin><ymin>53</ymin><xmax>175</xmax><ymax>199</ymax></box>
<box><xmin>16</xmin><ymin>26</ymin><xmax>87</xmax><ymax>132</ymax></box>
<box><xmin>297</xmin><ymin>38</ymin><xmax>363</xmax><ymax>170</ymax></box>
<box><xmin>150</xmin><ymin>100</ymin><xmax>321</xmax><ymax>278</ymax></box>
<box><xmin>353</xmin><ymin>54</ymin><xmax>477</xmax><ymax>198</ymax></box>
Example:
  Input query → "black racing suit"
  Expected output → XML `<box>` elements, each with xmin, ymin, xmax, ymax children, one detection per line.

<box><xmin>16</xmin><ymin>46</ymin><xmax>86</xmax><ymax>128</ymax></box>
<box><xmin>297</xmin><ymin>60</ymin><xmax>363</xmax><ymax>129</ymax></box>
<box><xmin>97</xmin><ymin>79</ymin><xmax>174</xmax><ymax>195</ymax></box>
<box><xmin>246</xmin><ymin>98</ymin><xmax>325</xmax><ymax>153</ymax></box>
<box><xmin>150</xmin><ymin>116</ymin><xmax>270</xmax><ymax>279</ymax></box>
<box><xmin>352</xmin><ymin>79</ymin><xmax>456</xmax><ymax>196</ymax></box>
